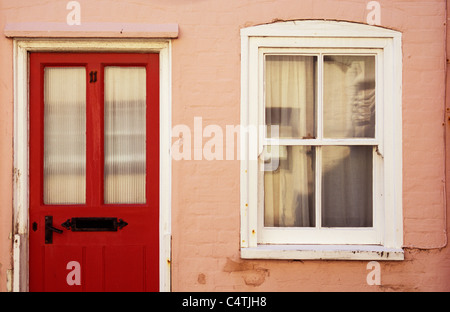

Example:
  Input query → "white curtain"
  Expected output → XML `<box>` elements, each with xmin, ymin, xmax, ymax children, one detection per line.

<box><xmin>264</xmin><ymin>55</ymin><xmax>375</xmax><ymax>228</ymax></box>
<box><xmin>321</xmin><ymin>146</ymin><xmax>372</xmax><ymax>227</ymax></box>
<box><xmin>44</xmin><ymin>67</ymin><xmax>86</xmax><ymax>204</ymax></box>
<box><xmin>323</xmin><ymin>55</ymin><xmax>375</xmax><ymax>138</ymax></box>
<box><xmin>265</xmin><ymin>55</ymin><xmax>315</xmax><ymax>139</ymax></box>
<box><xmin>264</xmin><ymin>56</ymin><xmax>316</xmax><ymax>227</ymax></box>
<box><xmin>104</xmin><ymin>67</ymin><xmax>147</xmax><ymax>204</ymax></box>
<box><xmin>322</xmin><ymin>56</ymin><xmax>375</xmax><ymax>227</ymax></box>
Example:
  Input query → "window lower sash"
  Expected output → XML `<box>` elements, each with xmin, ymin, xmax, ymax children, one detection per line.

<box><xmin>258</xmin><ymin>227</ymin><xmax>381</xmax><ymax>245</ymax></box>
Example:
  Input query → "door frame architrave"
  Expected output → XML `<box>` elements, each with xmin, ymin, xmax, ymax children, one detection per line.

<box><xmin>12</xmin><ymin>38</ymin><xmax>172</xmax><ymax>292</ymax></box>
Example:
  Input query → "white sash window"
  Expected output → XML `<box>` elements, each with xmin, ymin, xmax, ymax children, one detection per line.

<box><xmin>240</xmin><ymin>21</ymin><xmax>403</xmax><ymax>260</ymax></box>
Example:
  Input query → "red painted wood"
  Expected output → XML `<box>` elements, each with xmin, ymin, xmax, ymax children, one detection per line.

<box><xmin>29</xmin><ymin>53</ymin><xmax>160</xmax><ymax>292</ymax></box>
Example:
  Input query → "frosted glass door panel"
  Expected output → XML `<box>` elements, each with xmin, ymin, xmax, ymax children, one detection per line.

<box><xmin>44</xmin><ymin>67</ymin><xmax>86</xmax><ymax>204</ymax></box>
<box><xmin>104</xmin><ymin>67</ymin><xmax>147</xmax><ymax>204</ymax></box>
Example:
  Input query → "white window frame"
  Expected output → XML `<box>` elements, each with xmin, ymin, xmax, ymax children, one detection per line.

<box><xmin>240</xmin><ymin>21</ymin><xmax>403</xmax><ymax>260</ymax></box>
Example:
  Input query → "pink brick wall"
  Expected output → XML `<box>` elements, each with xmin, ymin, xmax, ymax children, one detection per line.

<box><xmin>0</xmin><ymin>0</ymin><xmax>449</xmax><ymax>291</ymax></box>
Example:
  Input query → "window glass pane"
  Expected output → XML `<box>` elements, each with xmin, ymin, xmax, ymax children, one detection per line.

<box><xmin>104</xmin><ymin>67</ymin><xmax>146</xmax><ymax>204</ymax></box>
<box><xmin>265</xmin><ymin>55</ymin><xmax>316</xmax><ymax>139</ymax></box>
<box><xmin>44</xmin><ymin>67</ymin><xmax>86</xmax><ymax>204</ymax></box>
<box><xmin>321</xmin><ymin>146</ymin><xmax>373</xmax><ymax>227</ymax></box>
<box><xmin>264</xmin><ymin>146</ymin><xmax>315</xmax><ymax>227</ymax></box>
<box><xmin>323</xmin><ymin>55</ymin><xmax>375</xmax><ymax>138</ymax></box>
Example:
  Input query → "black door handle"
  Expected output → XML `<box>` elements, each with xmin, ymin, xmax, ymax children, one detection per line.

<box><xmin>48</xmin><ymin>225</ymin><xmax>63</xmax><ymax>234</ymax></box>
<box><xmin>45</xmin><ymin>216</ymin><xmax>63</xmax><ymax>244</ymax></box>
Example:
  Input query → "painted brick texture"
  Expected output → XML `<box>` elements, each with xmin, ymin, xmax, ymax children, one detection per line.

<box><xmin>0</xmin><ymin>0</ymin><xmax>449</xmax><ymax>291</ymax></box>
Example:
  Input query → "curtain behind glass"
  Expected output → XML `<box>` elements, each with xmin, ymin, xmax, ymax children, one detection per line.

<box><xmin>321</xmin><ymin>56</ymin><xmax>374</xmax><ymax>227</ymax></box>
<box><xmin>322</xmin><ymin>146</ymin><xmax>373</xmax><ymax>227</ymax></box>
<box><xmin>263</xmin><ymin>55</ymin><xmax>374</xmax><ymax>228</ymax></box>
<box><xmin>264</xmin><ymin>55</ymin><xmax>316</xmax><ymax>227</ymax></box>
<box><xmin>44</xmin><ymin>67</ymin><xmax>86</xmax><ymax>204</ymax></box>
<box><xmin>265</xmin><ymin>55</ymin><xmax>316</xmax><ymax>139</ymax></box>
<box><xmin>323</xmin><ymin>55</ymin><xmax>375</xmax><ymax>138</ymax></box>
<box><xmin>104</xmin><ymin>67</ymin><xmax>147</xmax><ymax>204</ymax></box>
<box><xmin>264</xmin><ymin>146</ymin><xmax>315</xmax><ymax>227</ymax></box>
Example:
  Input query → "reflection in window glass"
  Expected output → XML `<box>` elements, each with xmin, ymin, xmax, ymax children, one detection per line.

<box><xmin>264</xmin><ymin>146</ymin><xmax>315</xmax><ymax>227</ymax></box>
<box><xmin>322</xmin><ymin>146</ymin><xmax>373</xmax><ymax>227</ymax></box>
<box><xmin>265</xmin><ymin>55</ymin><xmax>316</xmax><ymax>139</ymax></box>
<box><xmin>323</xmin><ymin>55</ymin><xmax>375</xmax><ymax>138</ymax></box>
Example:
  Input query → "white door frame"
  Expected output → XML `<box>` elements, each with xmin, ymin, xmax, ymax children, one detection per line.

<box><xmin>12</xmin><ymin>38</ymin><xmax>172</xmax><ymax>292</ymax></box>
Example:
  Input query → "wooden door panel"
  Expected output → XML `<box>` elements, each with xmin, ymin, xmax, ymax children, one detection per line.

<box><xmin>104</xmin><ymin>246</ymin><xmax>146</xmax><ymax>292</ymax></box>
<box><xmin>29</xmin><ymin>52</ymin><xmax>160</xmax><ymax>292</ymax></box>
<box><xmin>43</xmin><ymin>246</ymin><xmax>83</xmax><ymax>292</ymax></box>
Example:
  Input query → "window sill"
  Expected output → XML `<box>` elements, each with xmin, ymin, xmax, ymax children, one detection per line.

<box><xmin>240</xmin><ymin>245</ymin><xmax>404</xmax><ymax>261</ymax></box>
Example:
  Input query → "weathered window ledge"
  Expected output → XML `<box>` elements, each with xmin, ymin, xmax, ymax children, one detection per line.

<box><xmin>241</xmin><ymin>245</ymin><xmax>404</xmax><ymax>261</ymax></box>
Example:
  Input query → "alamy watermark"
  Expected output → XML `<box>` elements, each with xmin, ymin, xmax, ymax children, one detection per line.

<box><xmin>171</xmin><ymin>117</ymin><xmax>279</xmax><ymax>164</ymax></box>
<box><xmin>366</xmin><ymin>1</ymin><xmax>381</xmax><ymax>26</ymax></box>
<box><xmin>366</xmin><ymin>261</ymin><xmax>381</xmax><ymax>286</ymax></box>
<box><xmin>66</xmin><ymin>1</ymin><xmax>81</xmax><ymax>25</ymax></box>
<box><xmin>66</xmin><ymin>1</ymin><xmax>381</xmax><ymax>27</ymax></box>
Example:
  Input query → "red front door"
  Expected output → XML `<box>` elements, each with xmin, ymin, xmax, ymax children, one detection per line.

<box><xmin>29</xmin><ymin>53</ymin><xmax>160</xmax><ymax>291</ymax></box>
